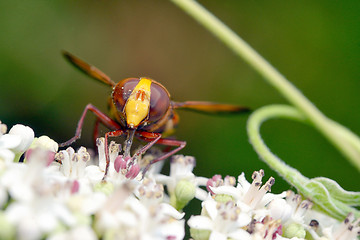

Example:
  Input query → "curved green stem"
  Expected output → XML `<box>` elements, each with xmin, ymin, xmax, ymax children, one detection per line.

<box><xmin>247</xmin><ymin>105</ymin><xmax>309</xmax><ymax>189</ymax></box>
<box><xmin>247</xmin><ymin>105</ymin><xmax>360</xmax><ymax>220</ymax></box>
<box><xmin>170</xmin><ymin>0</ymin><xmax>360</xmax><ymax>171</ymax></box>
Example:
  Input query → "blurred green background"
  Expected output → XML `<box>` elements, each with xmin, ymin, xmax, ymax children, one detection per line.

<box><xmin>1</xmin><ymin>0</ymin><xmax>359</xmax><ymax>195</ymax></box>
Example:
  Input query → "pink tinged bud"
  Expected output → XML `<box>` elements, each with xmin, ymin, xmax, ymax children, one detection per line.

<box><xmin>125</xmin><ymin>164</ymin><xmax>140</xmax><ymax>179</ymax></box>
<box><xmin>24</xmin><ymin>149</ymin><xmax>33</xmax><ymax>160</ymax></box>
<box><xmin>24</xmin><ymin>148</ymin><xmax>55</xmax><ymax>166</ymax></box>
<box><xmin>71</xmin><ymin>180</ymin><xmax>80</xmax><ymax>194</ymax></box>
<box><xmin>206</xmin><ymin>174</ymin><xmax>222</xmax><ymax>194</ymax></box>
<box><xmin>46</xmin><ymin>151</ymin><xmax>56</xmax><ymax>166</ymax></box>
<box><xmin>212</xmin><ymin>175</ymin><xmax>222</xmax><ymax>181</ymax></box>
<box><xmin>114</xmin><ymin>155</ymin><xmax>126</xmax><ymax>173</ymax></box>
<box><xmin>206</xmin><ymin>182</ymin><xmax>214</xmax><ymax>194</ymax></box>
<box><xmin>124</xmin><ymin>156</ymin><xmax>131</xmax><ymax>162</ymax></box>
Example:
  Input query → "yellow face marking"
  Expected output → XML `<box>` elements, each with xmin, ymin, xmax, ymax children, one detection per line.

<box><xmin>124</xmin><ymin>78</ymin><xmax>152</xmax><ymax>128</ymax></box>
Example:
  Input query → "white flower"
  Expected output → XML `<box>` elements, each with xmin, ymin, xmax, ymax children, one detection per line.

<box><xmin>1</xmin><ymin>159</ymin><xmax>78</xmax><ymax>240</ymax></box>
<box><xmin>306</xmin><ymin>212</ymin><xmax>360</xmax><ymax>240</ymax></box>
<box><xmin>248</xmin><ymin>215</ymin><xmax>283</xmax><ymax>240</ymax></box>
<box><xmin>136</xmin><ymin>177</ymin><xmax>164</xmax><ymax>207</ymax></box>
<box><xmin>267</xmin><ymin>198</ymin><xmax>293</xmax><ymax>222</ymax></box>
<box><xmin>53</xmin><ymin>147</ymin><xmax>97</xmax><ymax>195</ymax></box>
<box><xmin>95</xmin><ymin>185</ymin><xmax>185</xmax><ymax>240</ymax></box>
<box><xmin>84</xmin><ymin>138</ymin><xmax>143</xmax><ymax>185</ymax></box>
<box><xmin>0</xmin><ymin>134</ymin><xmax>19</xmax><ymax>162</ymax></box>
<box><xmin>154</xmin><ymin>155</ymin><xmax>208</xmax><ymax>206</ymax></box>
<box><xmin>55</xmin><ymin>147</ymin><xmax>90</xmax><ymax>179</ymax></box>
<box><xmin>188</xmin><ymin>196</ymin><xmax>251</xmax><ymax>240</ymax></box>
<box><xmin>8</xmin><ymin>124</ymin><xmax>34</xmax><ymax>153</ymax></box>
<box><xmin>1</xmin><ymin>144</ymin><xmax>61</xmax><ymax>202</ymax></box>
<box><xmin>268</xmin><ymin>191</ymin><xmax>312</xmax><ymax>239</ymax></box>
<box><xmin>29</xmin><ymin>135</ymin><xmax>58</xmax><ymax>152</ymax></box>
<box><xmin>269</xmin><ymin>191</ymin><xmax>312</xmax><ymax>224</ymax></box>
<box><xmin>0</xmin><ymin>122</ymin><xmax>34</xmax><ymax>163</ymax></box>
<box><xmin>24</xmin><ymin>135</ymin><xmax>59</xmax><ymax>168</ymax></box>
<box><xmin>210</xmin><ymin>170</ymin><xmax>286</xmax><ymax>221</ymax></box>
<box><xmin>5</xmin><ymin>198</ymin><xmax>76</xmax><ymax>240</ymax></box>
<box><xmin>66</xmin><ymin>191</ymin><xmax>108</xmax><ymax>216</ymax></box>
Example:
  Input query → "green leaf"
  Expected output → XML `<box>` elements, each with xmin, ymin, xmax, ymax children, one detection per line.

<box><xmin>312</xmin><ymin>177</ymin><xmax>360</xmax><ymax>206</ymax></box>
<box><xmin>304</xmin><ymin>180</ymin><xmax>360</xmax><ymax>220</ymax></box>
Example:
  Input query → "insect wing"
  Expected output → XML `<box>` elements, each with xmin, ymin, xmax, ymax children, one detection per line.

<box><xmin>62</xmin><ymin>50</ymin><xmax>116</xmax><ymax>87</ymax></box>
<box><xmin>172</xmin><ymin>101</ymin><xmax>250</xmax><ymax>114</ymax></box>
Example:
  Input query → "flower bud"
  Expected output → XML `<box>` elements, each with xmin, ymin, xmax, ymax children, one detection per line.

<box><xmin>94</xmin><ymin>181</ymin><xmax>114</xmax><ymax>195</ymax></box>
<box><xmin>190</xmin><ymin>228</ymin><xmax>211</xmax><ymax>240</ymax></box>
<box><xmin>30</xmin><ymin>135</ymin><xmax>59</xmax><ymax>153</ymax></box>
<box><xmin>214</xmin><ymin>194</ymin><xmax>234</xmax><ymax>203</ymax></box>
<box><xmin>174</xmin><ymin>179</ymin><xmax>196</xmax><ymax>210</ymax></box>
<box><xmin>0</xmin><ymin>212</ymin><xmax>15</xmax><ymax>240</ymax></box>
<box><xmin>283</xmin><ymin>223</ymin><xmax>306</xmax><ymax>238</ymax></box>
<box><xmin>8</xmin><ymin>124</ymin><xmax>34</xmax><ymax>153</ymax></box>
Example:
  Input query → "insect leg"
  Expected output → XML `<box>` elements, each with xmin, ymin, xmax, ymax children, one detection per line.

<box><xmin>59</xmin><ymin>104</ymin><xmax>121</xmax><ymax>147</ymax></box>
<box><xmin>132</xmin><ymin>132</ymin><xmax>162</xmax><ymax>159</ymax></box>
<box><xmin>137</xmin><ymin>131</ymin><xmax>186</xmax><ymax>173</ymax></box>
<box><xmin>149</xmin><ymin>138</ymin><xmax>186</xmax><ymax>165</ymax></box>
<box><xmin>93</xmin><ymin>118</ymin><xmax>101</xmax><ymax>147</ymax></box>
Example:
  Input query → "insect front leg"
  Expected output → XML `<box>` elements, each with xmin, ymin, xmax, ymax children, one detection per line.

<box><xmin>93</xmin><ymin>118</ymin><xmax>101</xmax><ymax>146</ymax></box>
<box><xmin>59</xmin><ymin>104</ymin><xmax>121</xmax><ymax>147</ymax></box>
<box><xmin>137</xmin><ymin>131</ymin><xmax>186</xmax><ymax>174</ymax></box>
<box><xmin>132</xmin><ymin>132</ymin><xmax>162</xmax><ymax>159</ymax></box>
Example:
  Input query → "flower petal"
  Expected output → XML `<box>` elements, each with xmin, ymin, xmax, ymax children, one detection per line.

<box><xmin>209</xmin><ymin>230</ymin><xmax>227</xmax><ymax>240</ymax></box>
<box><xmin>228</xmin><ymin>228</ymin><xmax>251</xmax><ymax>240</ymax></box>
<box><xmin>8</xmin><ymin>124</ymin><xmax>34</xmax><ymax>152</ymax></box>
<box><xmin>188</xmin><ymin>216</ymin><xmax>214</xmax><ymax>230</ymax></box>
<box><xmin>0</xmin><ymin>148</ymin><xmax>15</xmax><ymax>162</ymax></box>
<box><xmin>159</xmin><ymin>203</ymin><xmax>185</xmax><ymax>220</ymax></box>
<box><xmin>0</xmin><ymin>134</ymin><xmax>22</xmax><ymax>149</ymax></box>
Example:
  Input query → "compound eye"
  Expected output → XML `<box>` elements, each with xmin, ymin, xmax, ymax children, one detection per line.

<box><xmin>148</xmin><ymin>82</ymin><xmax>170</xmax><ymax>123</ymax></box>
<box><xmin>113</xmin><ymin>78</ymin><xmax>139</xmax><ymax>111</ymax></box>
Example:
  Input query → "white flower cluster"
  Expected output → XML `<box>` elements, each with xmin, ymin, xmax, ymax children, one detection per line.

<box><xmin>0</xmin><ymin>121</ymin><xmax>359</xmax><ymax>240</ymax></box>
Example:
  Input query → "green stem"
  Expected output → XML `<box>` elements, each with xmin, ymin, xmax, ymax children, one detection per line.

<box><xmin>170</xmin><ymin>0</ymin><xmax>360</xmax><ymax>171</ymax></box>
<box><xmin>246</xmin><ymin>105</ymin><xmax>309</xmax><ymax>191</ymax></box>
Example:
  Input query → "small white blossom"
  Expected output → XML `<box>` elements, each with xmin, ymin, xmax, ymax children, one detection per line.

<box><xmin>154</xmin><ymin>155</ymin><xmax>208</xmax><ymax>206</ymax></box>
<box><xmin>8</xmin><ymin>124</ymin><xmax>34</xmax><ymax>153</ymax></box>
<box><xmin>0</xmin><ymin>122</ymin><xmax>34</xmax><ymax>163</ymax></box>
<box><xmin>269</xmin><ymin>191</ymin><xmax>313</xmax><ymax>225</ymax></box>
<box><xmin>0</xmin><ymin>134</ymin><xmax>19</xmax><ymax>162</ymax></box>
<box><xmin>307</xmin><ymin>212</ymin><xmax>360</xmax><ymax>240</ymax></box>
<box><xmin>210</xmin><ymin>170</ymin><xmax>286</xmax><ymax>221</ymax></box>
<box><xmin>5</xmin><ymin>197</ymin><xmax>76</xmax><ymax>240</ymax></box>
<box><xmin>95</xmin><ymin>185</ymin><xmax>185</xmax><ymax>240</ymax></box>
<box><xmin>29</xmin><ymin>135</ymin><xmax>59</xmax><ymax>152</ymax></box>
<box><xmin>136</xmin><ymin>177</ymin><xmax>164</xmax><ymax>207</ymax></box>
<box><xmin>55</xmin><ymin>147</ymin><xmax>90</xmax><ymax>179</ymax></box>
<box><xmin>188</xmin><ymin>196</ymin><xmax>251</xmax><ymax>240</ymax></box>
